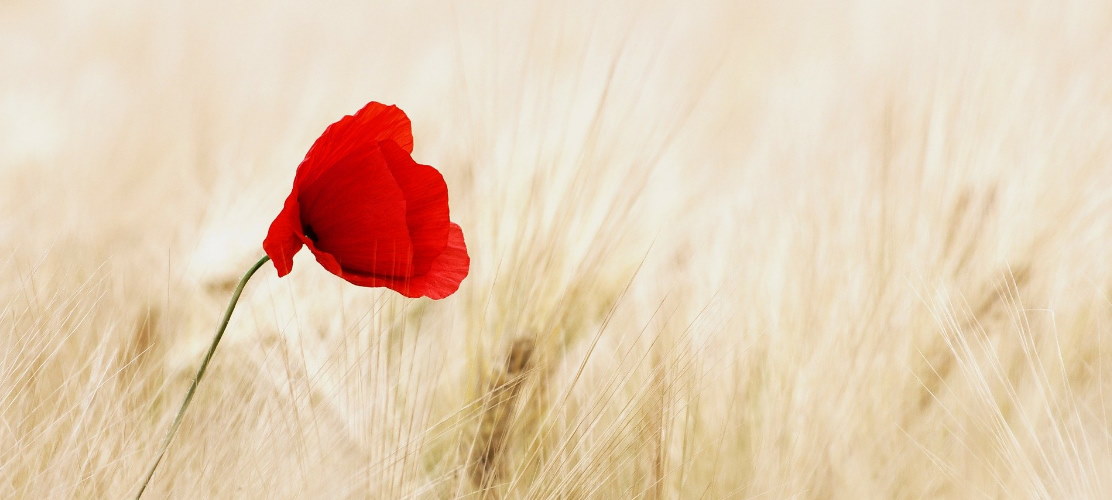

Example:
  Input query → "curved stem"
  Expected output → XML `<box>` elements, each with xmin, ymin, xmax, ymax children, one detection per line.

<box><xmin>135</xmin><ymin>255</ymin><xmax>271</xmax><ymax>499</ymax></box>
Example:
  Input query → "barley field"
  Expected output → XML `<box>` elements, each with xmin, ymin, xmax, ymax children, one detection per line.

<box><xmin>3</xmin><ymin>0</ymin><xmax>1112</xmax><ymax>498</ymax></box>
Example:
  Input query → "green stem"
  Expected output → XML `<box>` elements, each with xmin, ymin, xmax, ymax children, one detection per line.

<box><xmin>135</xmin><ymin>255</ymin><xmax>271</xmax><ymax>499</ymax></box>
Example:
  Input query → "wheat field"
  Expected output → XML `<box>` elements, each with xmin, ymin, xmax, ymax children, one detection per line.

<box><xmin>2</xmin><ymin>0</ymin><xmax>1112</xmax><ymax>498</ymax></box>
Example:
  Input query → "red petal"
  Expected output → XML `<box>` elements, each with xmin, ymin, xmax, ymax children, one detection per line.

<box><xmin>334</xmin><ymin>223</ymin><xmax>470</xmax><ymax>299</ymax></box>
<box><xmin>409</xmin><ymin>223</ymin><xmax>470</xmax><ymax>299</ymax></box>
<box><xmin>301</xmin><ymin>234</ymin><xmax>344</xmax><ymax>278</ymax></box>
<box><xmin>297</xmin><ymin>144</ymin><xmax>414</xmax><ymax>277</ymax></box>
<box><xmin>378</xmin><ymin>140</ymin><xmax>450</xmax><ymax>276</ymax></box>
<box><xmin>263</xmin><ymin>193</ymin><xmax>304</xmax><ymax>277</ymax></box>
<box><xmin>295</xmin><ymin>102</ymin><xmax>414</xmax><ymax>189</ymax></box>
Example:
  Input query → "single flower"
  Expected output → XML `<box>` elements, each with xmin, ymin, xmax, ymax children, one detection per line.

<box><xmin>263</xmin><ymin>102</ymin><xmax>469</xmax><ymax>299</ymax></box>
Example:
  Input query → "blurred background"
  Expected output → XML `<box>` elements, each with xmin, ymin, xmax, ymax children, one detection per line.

<box><xmin>2</xmin><ymin>0</ymin><xmax>1111</xmax><ymax>498</ymax></box>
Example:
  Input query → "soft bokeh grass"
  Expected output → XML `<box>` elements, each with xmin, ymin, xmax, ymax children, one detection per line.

<box><xmin>2</xmin><ymin>0</ymin><xmax>1112</xmax><ymax>498</ymax></box>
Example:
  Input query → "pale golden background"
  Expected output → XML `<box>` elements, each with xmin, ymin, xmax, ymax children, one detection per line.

<box><xmin>2</xmin><ymin>0</ymin><xmax>1111</xmax><ymax>498</ymax></box>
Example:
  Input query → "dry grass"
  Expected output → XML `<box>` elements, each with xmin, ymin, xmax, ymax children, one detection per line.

<box><xmin>3</xmin><ymin>0</ymin><xmax>1112</xmax><ymax>498</ymax></box>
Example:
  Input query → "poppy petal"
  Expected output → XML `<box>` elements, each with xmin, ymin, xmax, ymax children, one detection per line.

<box><xmin>408</xmin><ymin>222</ymin><xmax>470</xmax><ymax>299</ymax></box>
<box><xmin>378</xmin><ymin>140</ymin><xmax>450</xmax><ymax>276</ymax></box>
<box><xmin>297</xmin><ymin>144</ymin><xmax>414</xmax><ymax>278</ymax></box>
<box><xmin>300</xmin><ymin>233</ymin><xmax>345</xmax><ymax>278</ymax></box>
<box><xmin>337</xmin><ymin>223</ymin><xmax>470</xmax><ymax>299</ymax></box>
<box><xmin>295</xmin><ymin>102</ymin><xmax>414</xmax><ymax>188</ymax></box>
<box><xmin>263</xmin><ymin>193</ymin><xmax>305</xmax><ymax>277</ymax></box>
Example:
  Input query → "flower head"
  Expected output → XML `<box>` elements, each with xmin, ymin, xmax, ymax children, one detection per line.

<box><xmin>263</xmin><ymin>102</ymin><xmax>469</xmax><ymax>299</ymax></box>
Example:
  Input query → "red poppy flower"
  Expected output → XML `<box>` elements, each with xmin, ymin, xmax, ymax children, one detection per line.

<box><xmin>263</xmin><ymin>102</ymin><xmax>470</xmax><ymax>299</ymax></box>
